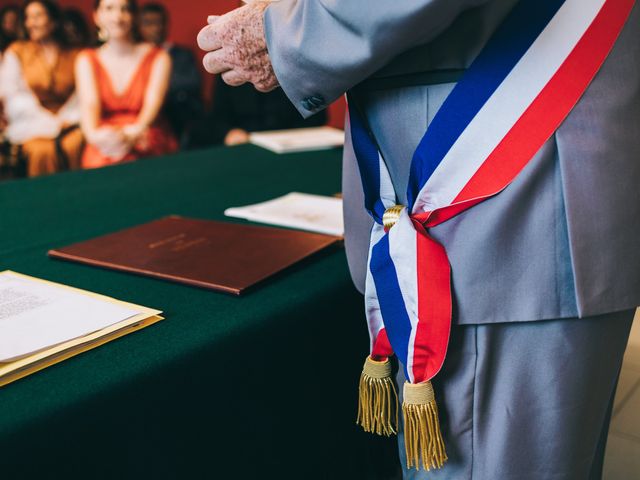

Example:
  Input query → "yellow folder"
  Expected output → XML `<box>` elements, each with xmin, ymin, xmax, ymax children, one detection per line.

<box><xmin>0</xmin><ymin>271</ymin><xmax>163</xmax><ymax>387</ymax></box>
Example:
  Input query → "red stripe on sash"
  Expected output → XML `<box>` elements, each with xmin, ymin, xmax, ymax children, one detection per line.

<box><xmin>371</xmin><ymin>328</ymin><xmax>394</xmax><ymax>360</ymax></box>
<box><xmin>454</xmin><ymin>0</ymin><xmax>633</xmax><ymax>212</ymax></box>
<box><xmin>412</xmin><ymin>223</ymin><xmax>451</xmax><ymax>383</ymax></box>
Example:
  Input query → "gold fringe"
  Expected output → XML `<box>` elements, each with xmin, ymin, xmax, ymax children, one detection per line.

<box><xmin>403</xmin><ymin>381</ymin><xmax>447</xmax><ymax>470</ymax></box>
<box><xmin>356</xmin><ymin>356</ymin><xmax>398</xmax><ymax>436</ymax></box>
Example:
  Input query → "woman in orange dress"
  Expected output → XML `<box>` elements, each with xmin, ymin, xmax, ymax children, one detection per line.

<box><xmin>75</xmin><ymin>0</ymin><xmax>177</xmax><ymax>169</ymax></box>
<box><xmin>0</xmin><ymin>0</ymin><xmax>83</xmax><ymax>177</ymax></box>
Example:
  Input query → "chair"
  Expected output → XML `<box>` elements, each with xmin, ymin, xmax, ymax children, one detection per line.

<box><xmin>0</xmin><ymin>125</ymin><xmax>82</xmax><ymax>180</ymax></box>
<box><xmin>0</xmin><ymin>138</ymin><xmax>26</xmax><ymax>180</ymax></box>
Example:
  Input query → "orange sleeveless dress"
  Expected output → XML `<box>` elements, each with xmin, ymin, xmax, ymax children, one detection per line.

<box><xmin>81</xmin><ymin>47</ymin><xmax>178</xmax><ymax>169</ymax></box>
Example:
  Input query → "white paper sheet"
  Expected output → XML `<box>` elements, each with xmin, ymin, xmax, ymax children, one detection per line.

<box><xmin>0</xmin><ymin>272</ymin><xmax>143</xmax><ymax>362</ymax></box>
<box><xmin>225</xmin><ymin>192</ymin><xmax>344</xmax><ymax>236</ymax></box>
<box><xmin>249</xmin><ymin>126</ymin><xmax>345</xmax><ymax>154</ymax></box>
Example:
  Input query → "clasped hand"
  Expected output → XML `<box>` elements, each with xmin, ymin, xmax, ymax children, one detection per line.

<box><xmin>90</xmin><ymin>124</ymin><xmax>148</xmax><ymax>162</ymax></box>
<box><xmin>197</xmin><ymin>2</ymin><xmax>278</xmax><ymax>92</ymax></box>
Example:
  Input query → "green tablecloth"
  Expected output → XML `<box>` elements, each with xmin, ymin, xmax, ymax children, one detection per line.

<box><xmin>0</xmin><ymin>145</ymin><xmax>398</xmax><ymax>479</ymax></box>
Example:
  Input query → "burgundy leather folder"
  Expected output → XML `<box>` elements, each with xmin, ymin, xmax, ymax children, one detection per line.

<box><xmin>48</xmin><ymin>216</ymin><xmax>340</xmax><ymax>295</ymax></box>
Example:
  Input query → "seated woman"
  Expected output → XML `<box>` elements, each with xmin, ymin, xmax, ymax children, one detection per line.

<box><xmin>0</xmin><ymin>4</ymin><xmax>22</xmax><ymax>53</ymax></box>
<box><xmin>0</xmin><ymin>4</ymin><xmax>21</xmax><ymax>131</ymax></box>
<box><xmin>0</xmin><ymin>0</ymin><xmax>83</xmax><ymax>177</ymax></box>
<box><xmin>76</xmin><ymin>0</ymin><xmax>177</xmax><ymax>169</ymax></box>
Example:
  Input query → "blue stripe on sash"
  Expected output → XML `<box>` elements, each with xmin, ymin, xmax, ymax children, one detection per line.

<box><xmin>406</xmin><ymin>0</ymin><xmax>566</xmax><ymax>207</ymax></box>
<box><xmin>370</xmin><ymin>234</ymin><xmax>412</xmax><ymax>375</ymax></box>
<box><xmin>349</xmin><ymin>102</ymin><xmax>389</xmax><ymax>223</ymax></box>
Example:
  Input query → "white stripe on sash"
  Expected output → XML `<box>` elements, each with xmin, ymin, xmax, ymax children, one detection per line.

<box><xmin>387</xmin><ymin>211</ymin><xmax>419</xmax><ymax>382</ymax></box>
<box><xmin>413</xmin><ymin>0</ymin><xmax>607</xmax><ymax>213</ymax></box>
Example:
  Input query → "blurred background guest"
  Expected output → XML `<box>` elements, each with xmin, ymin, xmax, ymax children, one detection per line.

<box><xmin>0</xmin><ymin>0</ymin><xmax>83</xmax><ymax>177</ymax></box>
<box><xmin>62</xmin><ymin>7</ymin><xmax>93</xmax><ymax>49</ymax></box>
<box><xmin>0</xmin><ymin>5</ymin><xmax>18</xmax><ymax>169</ymax></box>
<box><xmin>0</xmin><ymin>4</ymin><xmax>22</xmax><ymax>141</ymax></box>
<box><xmin>76</xmin><ymin>0</ymin><xmax>177</xmax><ymax>169</ymax></box>
<box><xmin>206</xmin><ymin>76</ymin><xmax>328</xmax><ymax>146</ymax></box>
<box><xmin>1</xmin><ymin>4</ymin><xmax>20</xmax><ymax>138</ymax></box>
<box><xmin>0</xmin><ymin>4</ymin><xmax>21</xmax><ymax>54</ymax></box>
<box><xmin>138</xmin><ymin>2</ymin><xmax>202</xmax><ymax>149</ymax></box>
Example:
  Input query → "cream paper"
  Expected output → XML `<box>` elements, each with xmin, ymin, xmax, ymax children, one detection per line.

<box><xmin>0</xmin><ymin>271</ymin><xmax>159</xmax><ymax>362</ymax></box>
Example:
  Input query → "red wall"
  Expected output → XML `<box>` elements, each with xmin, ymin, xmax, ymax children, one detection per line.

<box><xmin>56</xmin><ymin>0</ymin><xmax>346</xmax><ymax>128</ymax></box>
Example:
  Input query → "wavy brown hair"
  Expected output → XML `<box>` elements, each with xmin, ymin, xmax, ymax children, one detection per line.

<box><xmin>22</xmin><ymin>0</ymin><xmax>69</xmax><ymax>48</ymax></box>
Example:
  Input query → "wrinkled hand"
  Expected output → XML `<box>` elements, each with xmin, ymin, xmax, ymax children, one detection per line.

<box><xmin>197</xmin><ymin>2</ymin><xmax>278</xmax><ymax>92</ymax></box>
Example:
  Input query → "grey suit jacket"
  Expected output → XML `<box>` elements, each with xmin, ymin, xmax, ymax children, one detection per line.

<box><xmin>264</xmin><ymin>0</ymin><xmax>640</xmax><ymax>325</ymax></box>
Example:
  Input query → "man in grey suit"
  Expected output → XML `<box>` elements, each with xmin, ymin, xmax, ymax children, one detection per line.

<box><xmin>198</xmin><ymin>1</ymin><xmax>640</xmax><ymax>478</ymax></box>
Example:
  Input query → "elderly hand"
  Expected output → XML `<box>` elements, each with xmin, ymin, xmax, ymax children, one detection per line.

<box><xmin>197</xmin><ymin>2</ymin><xmax>278</xmax><ymax>92</ymax></box>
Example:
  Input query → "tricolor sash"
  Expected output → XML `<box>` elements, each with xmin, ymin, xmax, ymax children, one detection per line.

<box><xmin>351</xmin><ymin>0</ymin><xmax>635</xmax><ymax>471</ymax></box>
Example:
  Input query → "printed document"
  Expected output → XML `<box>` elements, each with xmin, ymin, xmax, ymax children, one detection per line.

<box><xmin>0</xmin><ymin>271</ymin><xmax>143</xmax><ymax>362</ymax></box>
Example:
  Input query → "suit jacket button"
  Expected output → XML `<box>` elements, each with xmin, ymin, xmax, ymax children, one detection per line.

<box><xmin>310</xmin><ymin>94</ymin><xmax>326</xmax><ymax>107</ymax></box>
<box><xmin>301</xmin><ymin>98</ymin><xmax>315</xmax><ymax>111</ymax></box>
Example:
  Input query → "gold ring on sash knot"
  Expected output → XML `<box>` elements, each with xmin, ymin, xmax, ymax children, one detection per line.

<box><xmin>383</xmin><ymin>205</ymin><xmax>405</xmax><ymax>230</ymax></box>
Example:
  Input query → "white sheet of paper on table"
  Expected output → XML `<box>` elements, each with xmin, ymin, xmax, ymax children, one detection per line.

<box><xmin>0</xmin><ymin>272</ymin><xmax>143</xmax><ymax>362</ymax></box>
<box><xmin>249</xmin><ymin>126</ymin><xmax>345</xmax><ymax>154</ymax></box>
<box><xmin>224</xmin><ymin>192</ymin><xmax>344</xmax><ymax>236</ymax></box>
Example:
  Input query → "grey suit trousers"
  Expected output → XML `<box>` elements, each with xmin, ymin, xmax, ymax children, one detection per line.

<box><xmin>396</xmin><ymin>309</ymin><xmax>634</xmax><ymax>480</ymax></box>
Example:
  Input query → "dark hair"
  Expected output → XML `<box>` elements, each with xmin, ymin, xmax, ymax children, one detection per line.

<box><xmin>22</xmin><ymin>0</ymin><xmax>69</xmax><ymax>48</ymax></box>
<box><xmin>93</xmin><ymin>0</ymin><xmax>139</xmax><ymax>15</ymax></box>
<box><xmin>62</xmin><ymin>8</ymin><xmax>92</xmax><ymax>48</ymax></box>
<box><xmin>0</xmin><ymin>4</ymin><xmax>22</xmax><ymax>52</ymax></box>
<box><xmin>93</xmin><ymin>0</ymin><xmax>141</xmax><ymax>43</ymax></box>
<box><xmin>140</xmin><ymin>2</ymin><xmax>168</xmax><ymax>23</ymax></box>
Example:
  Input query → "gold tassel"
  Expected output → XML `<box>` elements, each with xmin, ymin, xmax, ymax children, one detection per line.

<box><xmin>356</xmin><ymin>356</ymin><xmax>398</xmax><ymax>436</ymax></box>
<box><xmin>403</xmin><ymin>381</ymin><xmax>448</xmax><ymax>470</ymax></box>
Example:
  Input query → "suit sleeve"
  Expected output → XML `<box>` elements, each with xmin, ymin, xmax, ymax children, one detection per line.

<box><xmin>264</xmin><ymin>0</ymin><xmax>491</xmax><ymax>117</ymax></box>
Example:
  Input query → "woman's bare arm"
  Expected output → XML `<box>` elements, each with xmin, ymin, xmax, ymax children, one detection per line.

<box><xmin>124</xmin><ymin>48</ymin><xmax>172</xmax><ymax>142</ymax></box>
<box><xmin>74</xmin><ymin>51</ymin><xmax>102</xmax><ymax>141</ymax></box>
